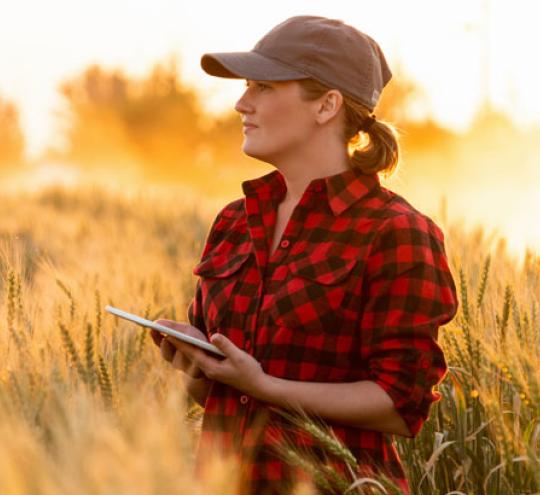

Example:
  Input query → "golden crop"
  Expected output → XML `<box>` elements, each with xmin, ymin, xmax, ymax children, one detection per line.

<box><xmin>0</xmin><ymin>184</ymin><xmax>538</xmax><ymax>494</ymax></box>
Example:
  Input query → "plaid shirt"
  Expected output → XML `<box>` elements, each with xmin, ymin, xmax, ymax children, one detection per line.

<box><xmin>188</xmin><ymin>167</ymin><xmax>458</xmax><ymax>495</ymax></box>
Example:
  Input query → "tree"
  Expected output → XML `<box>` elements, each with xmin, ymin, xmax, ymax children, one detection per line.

<box><xmin>0</xmin><ymin>97</ymin><xmax>25</xmax><ymax>171</ymax></box>
<box><xmin>56</xmin><ymin>54</ymin><xmax>207</xmax><ymax>180</ymax></box>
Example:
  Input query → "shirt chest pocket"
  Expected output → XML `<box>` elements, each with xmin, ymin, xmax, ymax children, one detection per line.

<box><xmin>192</xmin><ymin>251</ymin><xmax>251</xmax><ymax>333</ymax></box>
<box><xmin>268</xmin><ymin>255</ymin><xmax>359</xmax><ymax>335</ymax></box>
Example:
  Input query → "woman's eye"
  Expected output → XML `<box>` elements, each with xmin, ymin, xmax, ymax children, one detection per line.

<box><xmin>245</xmin><ymin>81</ymin><xmax>270</xmax><ymax>91</ymax></box>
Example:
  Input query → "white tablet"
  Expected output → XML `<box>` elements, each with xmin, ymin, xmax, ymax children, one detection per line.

<box><xmin>105</xmin><ymin>305</ymin><xmax>226</xmax><ymax>357</ymax></box>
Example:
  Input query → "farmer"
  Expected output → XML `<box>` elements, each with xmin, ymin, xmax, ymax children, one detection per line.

<box><xmin>151</xmin><ymin>15</ymin><xmax>458</xmax><ymax>495</ymax></box>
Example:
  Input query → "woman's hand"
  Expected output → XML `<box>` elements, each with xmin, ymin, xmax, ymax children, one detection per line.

<box><xmin>149</xmin><ymin>320</ymin><xmax>206</xmax><ymax>378</ymax></box>
<box><xmin>164</xmin><ymin>333</ymin><xmax>268</xmax><ymax>397</ymax></box>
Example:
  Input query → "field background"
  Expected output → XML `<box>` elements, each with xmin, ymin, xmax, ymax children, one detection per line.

<box><xmin>1</xmin><ymin>1</ymin><xmax>540</xmax><ymax>493</ymax></box>
<box><xmin>0</xmin><ymin>178</ymin><xmax>539</xmax><ymax>494</ymax></box>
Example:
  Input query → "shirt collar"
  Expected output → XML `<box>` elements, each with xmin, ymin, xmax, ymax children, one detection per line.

<box><xmin>241</xmin><ymin>167</ymin><xmax>380</xmax><ymax>216</ymax></box>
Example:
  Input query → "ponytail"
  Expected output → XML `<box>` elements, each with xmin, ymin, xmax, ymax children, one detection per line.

<box><xmin>297</xmin><ymin>78</ymin><xmax>400</xmax><ymax>177</ymax></box>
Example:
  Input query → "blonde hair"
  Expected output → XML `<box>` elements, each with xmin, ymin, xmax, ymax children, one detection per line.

<box><xmin>297</xmin><ymin>78</ymin><xmax>399</xmax><ymax>177</ymax></box>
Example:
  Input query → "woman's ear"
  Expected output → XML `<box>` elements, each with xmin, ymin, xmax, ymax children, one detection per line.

<box><xmin>315</xmin><ymin>89</ymin><xmax>344</xmax><ymax>125</ymax></box>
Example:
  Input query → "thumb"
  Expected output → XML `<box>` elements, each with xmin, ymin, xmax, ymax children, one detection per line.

<box><xmin>210</xmin><ymin>333</ymin><xmax>238</xmax><ymax>358</ymax></box>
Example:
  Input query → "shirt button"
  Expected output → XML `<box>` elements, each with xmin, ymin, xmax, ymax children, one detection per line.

<box><xmin>280</xmin><ymin>239</ymin><xmax>290</xmax><ymax>248</ymax></box>
<box><xmin>240</xmin><ymin>395</ymin><xmax>249</xmax><ymax>404</ymax></box>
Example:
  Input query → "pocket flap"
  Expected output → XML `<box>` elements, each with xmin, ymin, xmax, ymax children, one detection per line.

<box><xmin>193</xmin><ymin>251</ymin><xmax>251</xmax><ymax>278</ymax></box>
<box><xmin>289</xmin><ymin>256</ymin><xmax>358</xmax><ymax>285</ymax></box>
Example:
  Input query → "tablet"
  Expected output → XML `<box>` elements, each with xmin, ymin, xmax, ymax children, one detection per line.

<box><xmin>105</xmin><ymin>305</ymin><xmax>226</xmax><ymax>357</ymax></box>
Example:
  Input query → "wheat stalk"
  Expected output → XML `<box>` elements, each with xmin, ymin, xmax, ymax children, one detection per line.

<box><xmin>55</xmin><ymin>278</ymin><xmax>76</xmax><ymax>322</ymax></box>
<box><xmin>124</xmin><ymin>334</ymin><xmax>136</xmax><ymax>380</ymax></box>
<box><xmin>94</xmin><ymin>289</ymin><xmax>102</xmax><ymax>341</ymax></box>
<box><xmin>85</xmin><ymin>322</ymin><xmax>97</xmax><ymax>392</ymax></box>
<box><xmin>97</xmin><ymin>354</ymin><xmax>113</xmax><ymax>408</ymax></box>
<box><xmin>7</xmin><ymin>268</ymin><xmax>25</xmax><ymax>351</ymax></box>
<box><xmin>476</xmin><ymin>255</ymin><xmax>491</xmax><ymax>309</ymax></box>
<box><xmin>58</xmin><ymin>322</ymin><xmax>87</xmax><ymax>383</ymax></box>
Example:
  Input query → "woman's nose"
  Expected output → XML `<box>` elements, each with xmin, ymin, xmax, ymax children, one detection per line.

<box><xmin>234</xmin><ymin>89</ymin><xmax>253</xmax><ymax>114</ymax></box>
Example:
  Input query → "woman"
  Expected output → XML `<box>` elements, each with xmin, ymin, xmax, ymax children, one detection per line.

<box><xmin>151</xmin><ymin>15</ymin><xmax>458</xmax><ymax>495</ymax></box>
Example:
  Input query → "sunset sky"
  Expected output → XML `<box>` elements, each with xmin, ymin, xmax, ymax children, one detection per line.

<box><xmin>1</xmin><ymin>0</ymin><xmax>540</xmax><ymax>158</ymax></box>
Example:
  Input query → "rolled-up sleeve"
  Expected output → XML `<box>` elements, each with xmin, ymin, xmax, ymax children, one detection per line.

<box><xmin>360</xmin><ymin>213</ymin><xmax>458</xmax><ymax>438</ymax></box>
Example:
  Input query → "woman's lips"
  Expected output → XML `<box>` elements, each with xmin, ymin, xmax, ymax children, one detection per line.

<box><xmin>242</xmin><ymin>125</ymin><xmax>258</xmax><ymax>133</ymax></box>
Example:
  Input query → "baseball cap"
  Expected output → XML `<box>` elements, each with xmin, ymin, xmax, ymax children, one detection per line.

<box><xmin>200</xmin><ymin>15</ymin><xmax>392</xmax><ymax>112</ymax></box>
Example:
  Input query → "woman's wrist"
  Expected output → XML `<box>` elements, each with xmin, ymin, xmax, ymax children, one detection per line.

<box><xmin>252</xmin><ymin>373</ymin><xmax>281</xmax><ymax>404</ymax></box>
<box><xmin>185</xmin><ymin>373</ymin><xmax>212</xmax><ymax>407</ymax></box>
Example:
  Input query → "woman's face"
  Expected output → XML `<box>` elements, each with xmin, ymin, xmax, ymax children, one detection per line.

<box><xmin>234</xmin><ymin>80</ymin><xmax>320</xmax><ymax>164</ymax></box>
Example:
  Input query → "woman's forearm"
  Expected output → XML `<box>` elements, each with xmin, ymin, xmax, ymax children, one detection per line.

<box><xmin>185</xmin><ymin>375</ymin><xmax>212</xmax><ymax>407</ymax></box>
<box><xmin>175</xmin><ymin>334</ymin><xmax>411</xmax><ymax>436</ymax></box>
<box><xmin>255</xmin><ymin>375</ymin><xmax>412</xmax><ymax>437</ymax></box>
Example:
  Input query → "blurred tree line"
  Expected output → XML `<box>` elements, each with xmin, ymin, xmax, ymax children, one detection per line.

<box><xmin>44</xmin><ymin>55</ymin><xmax>248</xmax><ymax>184</ymax></box>
<box><xmin>44</xmin><ymin>54</ymin><xmax>455</xmax><ymax>184</ymax></box>
<box><xmin>1</xmin><ymin>53</ymin><xmax>523</xmax><ymax>186</ymax></box>
<box><xmin>0</xmin><ymin>97</ymin><xmax>26</xmax><ymax>174</ymax></box>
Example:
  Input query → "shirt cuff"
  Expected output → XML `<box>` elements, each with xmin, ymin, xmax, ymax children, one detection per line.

<box><xmin>370</xmin><ymin>370</ymin><xmax>444</xmax><ymax>438</ymax></box>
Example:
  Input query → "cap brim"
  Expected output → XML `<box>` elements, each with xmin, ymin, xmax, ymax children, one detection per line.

<box><xmin>200</xmin><ymin>51</ymin><xmax>309</xmax><ymax>81</ymax></box>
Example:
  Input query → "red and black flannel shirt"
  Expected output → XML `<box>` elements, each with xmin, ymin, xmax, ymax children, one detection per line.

<box><xmin>187</xmin><ymin>166</ymin><xmax>458</xmax><ymax>495</ymax></box>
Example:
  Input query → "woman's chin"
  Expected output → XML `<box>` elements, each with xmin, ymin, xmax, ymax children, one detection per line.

<box><xmin>242</xmin><ymin>145</ymin><xmax>270</xmax><ymax>162</ymax></box>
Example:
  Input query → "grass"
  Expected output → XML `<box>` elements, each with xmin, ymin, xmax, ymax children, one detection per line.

<box><xmin>0</xmin><ymin>183</ymin><xmax>539</xmax><ymax>494</ymax></box>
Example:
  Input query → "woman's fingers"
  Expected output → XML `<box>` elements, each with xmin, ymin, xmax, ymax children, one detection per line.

<box><xmin>151</xmin><ymin>320</ymin><xmax>208</xmax><ymax>379</ymax></box>
<box><xmin>150</xmin><ymin>329</ymin><xmax>163</xmax><ymax>347</ymax></box>
<box><xmin>160</xmin><ymin>338</ymin><xmax>177</xmax><ymax>362</ymax></box>
<box><xmin>186</xmin><ymin>362</ymin><xmax>205</xmax><ymax>379</ymax></box>
<box><xmin>171</xmin><ymin>349</ymin><xmax>188</xmax><ymax>371</ymax></box>
<box><xmin>170</xmin><ymin>341</ymin><xmax>204</xmax><ymax>377</ymax></box>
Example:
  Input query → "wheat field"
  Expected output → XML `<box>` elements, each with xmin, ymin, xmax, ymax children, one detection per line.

<box><xmin>0</xmin><ymin>184</ymin><xmax>538</xmax><ymax>495</ymax></box>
